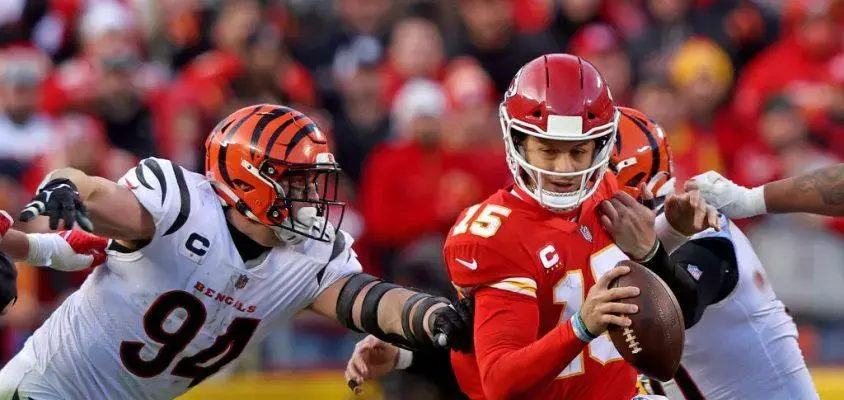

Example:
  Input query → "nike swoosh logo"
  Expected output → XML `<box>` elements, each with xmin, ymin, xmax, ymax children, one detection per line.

<box><xmin>455</xmin><ymin>258</ymin><xmax>478</xmax><ymax>270</ymax></box>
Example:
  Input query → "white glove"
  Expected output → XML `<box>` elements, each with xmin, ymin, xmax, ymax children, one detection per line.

<box><xmin>632</xmin><ymin>396</ymin><xmax>670</xmax><ymax>400</ymax></box>
<box><xmin>26</xmin><ymin>230</ymin><xmax>109</xmax><ymax>271</ymax></box>
<box><xmin>689</xmin><ymin>171</ymin><xmax>767</xmax><ymax>219</ymax></box>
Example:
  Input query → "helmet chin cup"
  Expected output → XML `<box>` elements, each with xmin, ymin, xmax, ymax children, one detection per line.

<box><xmin>273</xmin><ymin>206</ymin><xmax>332</xmax><ymax>245</ymax></box>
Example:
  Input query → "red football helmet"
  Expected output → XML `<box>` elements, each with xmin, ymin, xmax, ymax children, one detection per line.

<box><xmin>610</xmin><ymin>107</ymin><xmax>675</xmax><ymax>206</ymax></box>
<box><xmin>501</xmin><ymin>54</ymin><xmax>618</xmax><ymax>210</ymax></box>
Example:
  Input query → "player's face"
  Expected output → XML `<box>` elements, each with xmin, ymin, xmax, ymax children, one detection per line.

<box><xmin>522</xmin><ymin>136</ymin><xmax>596</xmax><ymax>192</ymax></box>
<box><xmin>278</xmin><ymin>170</ymin><xmax>322</xmax><ymax>216</ymax></box>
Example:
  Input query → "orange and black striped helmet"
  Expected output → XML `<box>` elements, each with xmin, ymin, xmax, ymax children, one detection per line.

<box><xmin>610</xmin><ymin>107</ymin><xmax>675</xmax><ymax>203</ymax></box>
<box><xmin>205</xmin><ymin>104</ymin><xmax>343</xmax><ymax>242</ymax></box>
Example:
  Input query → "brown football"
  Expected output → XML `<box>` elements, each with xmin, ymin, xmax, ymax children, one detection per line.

<box><xmin>607</xmin><ymin>259</ymin><xmax>684</xmax><ymax>382</ymax></box>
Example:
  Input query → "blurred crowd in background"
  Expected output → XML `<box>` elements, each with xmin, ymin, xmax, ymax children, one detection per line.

<box><xmin>0</xmin><ymin>0</ymin><xmax>843</xmax><ymax>387</ymax></box>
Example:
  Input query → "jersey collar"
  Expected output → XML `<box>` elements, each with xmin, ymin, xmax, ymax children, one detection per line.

<box><xmin>507</xmin><ymin>185</ymin><xmax>581</xmax><ymax>233</ymax></box>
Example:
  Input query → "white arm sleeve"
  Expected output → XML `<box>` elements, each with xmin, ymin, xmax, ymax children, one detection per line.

<box><xmin>117</xmin><ymin>157</ymin><xmax>193</xmax><ymax>240</ymax></box>
<box><xmin>25</xmin><ymin>233</ymin><xmax>95</xmax><ymax>271</ymax></box>
<box><xmin>316</xmin><ymin>229</ymin><xmax>363</xmax><ymax>294</ymax></box>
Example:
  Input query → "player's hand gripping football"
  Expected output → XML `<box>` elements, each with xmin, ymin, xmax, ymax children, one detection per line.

<box><xmin>580</xmin><ymin>265</ymin><xmax>639</xmax><ymax>335</ymax></box>
<box><xmin>599</xmin><ymin>186</ymin><xmax>658</xmax><ymax>260</ymax></box>
<box><xmin>19</xmin><ymin>178</ymin><xmax>93</xmax><ymax>232</ymax></box>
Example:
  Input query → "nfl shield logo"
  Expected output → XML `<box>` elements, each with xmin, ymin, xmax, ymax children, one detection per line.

<box><xmin>579</xmin><ymin>225</ymin><xmax>593</xmax><ymax>243</ymax></box>
<box><xmin>686</xmin><ymin>264</ymin><xmax>703</xmax><ymax>281</ymax></box>
<box><xmin>235</xmin><ymin>274</ymin><xmax>249</xmax><ymax>290</ymax></box>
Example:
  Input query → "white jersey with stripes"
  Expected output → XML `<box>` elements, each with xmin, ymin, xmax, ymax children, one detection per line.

<box><xmin>0</xmin><ymin>158</ymin><xmax>361</xmax><ymax>400</ymax></box>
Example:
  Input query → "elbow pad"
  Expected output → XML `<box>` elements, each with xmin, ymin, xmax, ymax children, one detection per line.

<box><xmin>668</xmin><ymin>237</ymin><xmax>738</xmax><ymax>328</ymax></box>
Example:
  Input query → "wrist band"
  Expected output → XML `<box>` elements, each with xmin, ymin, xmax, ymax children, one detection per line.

<box><xmin>635</xmin><ymin>239</ymin><xmax>661</xmax><ymax>263</ymax></box>
<box><xmin>571</xmin><ymin>311</ymin><xmax>598</xmax><ymax>342</ymax></box>
<box><xmin>747</xmin><ymin>186</ymin><xmax>767</xmax><ymax>217</ymax></box>
<box><xmin>395</xmin><ymin>348</ymin><xmax>413</xmax><ymax>370</ymax></box>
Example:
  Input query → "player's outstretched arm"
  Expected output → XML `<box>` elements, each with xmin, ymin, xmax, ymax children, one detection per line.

<box><xmin>309</xmin><ymin>273</ymin><xmax>473</xmax><ymax>352</ymax></box>
<box><xmin>19</xmin><ymin>167</ymin><xmax>154</xmax><ymax>241</ymax></box>
<box><xmin>0</xmin><ymin>210</ymin><xmax>109</xmax><ymax>271</ymax></box>
<box><xmin>689</xmin><ymin>167</ymin><xmax>844</xmax><ymax>218</ymax></box>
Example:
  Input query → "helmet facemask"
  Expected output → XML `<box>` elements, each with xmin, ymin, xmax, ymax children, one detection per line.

<box><xmin>238</xmin><ymin>153</ymin><xmax>346</xmax><ymax>245</ymax></box>
<box><xmin>502</xmin><ymin>105</ymin><xmax>619</xmax><ymax>211</ymax></box>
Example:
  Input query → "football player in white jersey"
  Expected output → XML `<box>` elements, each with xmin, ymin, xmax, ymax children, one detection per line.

<box><xmin>0</xmin><ymin>104</ymin><xmax>472</xmax><ymax>400</ymax></box>
<box><xmin>342</xmin><ymin>107</ymin><xmax>819</xmax><ymax>400</ymax></box>
<box><xmin>607</xmin><ymin>108</ymin><xmax>817</xmax><ymax>400</ymax></box>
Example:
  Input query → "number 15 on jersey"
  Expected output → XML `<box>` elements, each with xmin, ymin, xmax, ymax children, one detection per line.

<box><xmin>452</xmin><ymin>204</ymin><xmax>512</xmax><ymax>238</ymax></box>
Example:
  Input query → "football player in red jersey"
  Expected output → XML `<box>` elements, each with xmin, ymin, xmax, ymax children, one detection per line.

<box><xmin>443</xmin><ymin>54</ymin><xmax>666</xmax><ymax>400</ymax></box>
<box><xmin>343</xmin><ymin>104</ymin><xmax>721</xmax><ymax>399</ymax></box>
<box><xmin>342</xmin><ymin>57</ymin><xmax>721</xmax><ymax>399</ymax></box>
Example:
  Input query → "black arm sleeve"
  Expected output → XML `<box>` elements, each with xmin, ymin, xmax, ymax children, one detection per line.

<box><xmin>638</xmin><ymin>240</ymin><xmax>699</xmax><ymax>329</ymax></box>
<box><xmin>334</xmin><ymin>272</ymin><xmax>453</xmax><ymax>350</ymax></box>
<box><xmin>669</xmin><ymin>237</ymin><xmax>739</xmax><ymax>314</ymax></box>
<box><xmin>639</xmin><ymin>238</ymin><xmax>738</xmax><ymax>328</ymax></box>
<box><xmin>407</xmin><ymin>349</ymin><xmax>469</xmax><ymax>400</ymax></box>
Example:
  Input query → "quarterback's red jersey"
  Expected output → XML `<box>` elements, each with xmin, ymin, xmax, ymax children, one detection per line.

<box><xmin>444</xmin><ymin>174</ymin><xmax>637</xmax><ymax>400</ymax></box>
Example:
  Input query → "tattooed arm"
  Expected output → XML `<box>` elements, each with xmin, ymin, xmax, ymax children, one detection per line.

<box><xmin>688</xmin><ymin>166</ymin><xmax>844</xmax><ymax>219</ymax></box>
<box><xmin>763</xmin><ymin>165</ymin><xmax>844</xmax><ymax>215</ymax></box>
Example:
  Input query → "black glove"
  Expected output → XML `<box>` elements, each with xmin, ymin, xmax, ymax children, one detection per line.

<box><xmin>428</xmin><ymin>297</ymin><xmax>474</xmax><ymax>353</ymax></box>
<box><xmin>454</xmin><ymin>296</ymin><xmax>474</xmax><ymax>330</ymax></box>
<box><xmin>19</xmin><ymin>178</ymin><xmax>93</xmax><ymax>232</ymax></box>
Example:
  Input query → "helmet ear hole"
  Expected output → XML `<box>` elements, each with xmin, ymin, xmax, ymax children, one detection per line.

<box><xmin>267</xmin><ymin>205</ymin><xmax>287</xmax><ymax>224</ymax></box>
<box><xmin>588</xmin><ymin>112</ymin><xmax>596</xmax><ymax>120</ymax></box>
